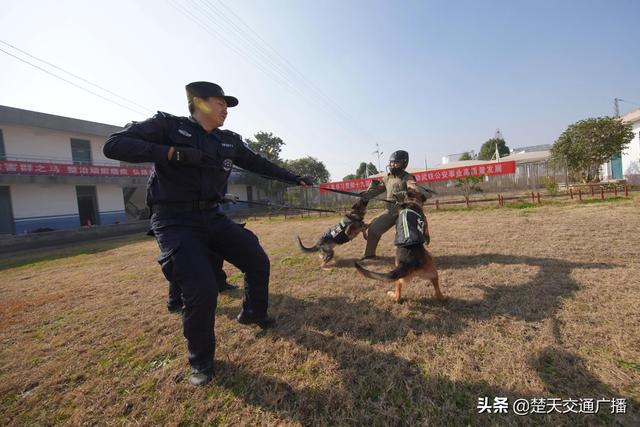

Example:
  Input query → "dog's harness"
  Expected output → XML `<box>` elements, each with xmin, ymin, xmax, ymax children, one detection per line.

<box><xmin>322</xmin><ymin>217</ymin><xmax>354</xmax><ymax>245</ymax></box>
<box><xmin>394</xmin><ymin>208</ymin><xmax>426</xmax><ymax>247</ymax></box>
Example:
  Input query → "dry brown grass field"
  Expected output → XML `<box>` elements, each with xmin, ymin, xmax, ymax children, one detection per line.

<box><xmin>1</xmin><ymin>198</ymin><xmax>639</xmax><ymax>426</ymax></box>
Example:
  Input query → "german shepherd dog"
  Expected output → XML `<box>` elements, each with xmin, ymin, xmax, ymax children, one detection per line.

<box><xmin>297</xmin><ymin>198</ymin><xmax>369</xmax><ymax>268</ymax></box>
<box><xmin>354</xmin><ymin>188</ymin><xmax>443</xmax><ymax>303</ymax></box>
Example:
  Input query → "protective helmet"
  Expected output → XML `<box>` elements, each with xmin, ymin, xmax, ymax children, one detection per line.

<box><xmin>389</xmin><ymin>150</ymin><xmax>409</xmax><ymax>174</ymax></box>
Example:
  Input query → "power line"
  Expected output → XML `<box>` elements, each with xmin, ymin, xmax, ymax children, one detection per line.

<box><xmin>0</xmin><ymin>39</ymin><xmax>154</xmax><ymax>114</ymax></box>
<box><xmin>619</xmin><ymin>98</ymin><xmax>640</xmax><ymax>107</ymax></box>
<box><xmin>0</xmin><ymin>46</ymin><xmax>149</xmax><ymax>117</ymax></box>
<box><xmin>166</xmin><ymin>0</ymin><xmax>311</xmax><ymax>101</ymax></box>
<box><xmin>211</xmin><ymin>0</ymin><xmax>359</xmax><ymax>125</ymax></box>
<box><xmin>210</xmin><ymin>0</ymin><xmax>386</xmax><ymax>147</ymax></box>
<box><xmin>172</xmin><ymin>0</ymin><xmax>385</xmax><ymax>148</ymax></box>
<box><xmin>180</xmin><ymin>0</ymin><xmax>345</xmax><ymax>119</ymax></box>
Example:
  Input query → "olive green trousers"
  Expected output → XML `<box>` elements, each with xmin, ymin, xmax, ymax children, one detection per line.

<box><xmin>363</xmin><ymin>211</ymin><xmax>398</xmax><ymax>257</ymax></box>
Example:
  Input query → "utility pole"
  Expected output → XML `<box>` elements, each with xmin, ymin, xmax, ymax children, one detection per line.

<box><xmin>614</xmin><ymin>98</ymin><xmax>621</xmax><ymax>117</ymax></box>
<box><xmin>372</xmin><ymin>143</ymin><xmax>383</xmax><ymax>171</ymax></box>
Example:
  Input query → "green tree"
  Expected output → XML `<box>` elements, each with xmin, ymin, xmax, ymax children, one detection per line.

<box><xmin>342</xmin><ymin>162</ymin><xmax>378</xmax><ymax>181</ymax></box>
<box><xmin>459</xmin><ymin>152</ymin><xmax>472</xmax><ymax>161</ymax></box>
<box><xmin>478</xmin><ymin>138</ymin><xmax>510</xmax><ymax>160</ymax></box>
<box><xmin>551</xmin><ymin>117</ymin><xmax>634</xmax><ymax>182</ymax></box>
<box><xmin>355</xmin><ymin>162</ymin><xmax>379</xmax><ymax>179</ymax></box>
<box><xmin>244</xmin><ymin>131</ymin><xmax>285</xmax><ymax>163</ymax></box>
<box><xmin>284</xmin><ymin>157</ymin><xmax>330</xmax><ymax>184</ymax></box>
<box><xmin>455</xmin><ymin>175</ymin><xmax>484</xmax><ymax>199</ymax></box>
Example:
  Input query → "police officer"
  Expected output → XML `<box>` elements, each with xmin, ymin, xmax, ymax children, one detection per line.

<box><xmin>360</xmin><ymin>150</ymin><xmax>419</xmax><ymax>260</ymax></box>
<box><xmin>103</xmin><ymin>81</ymin><xmax>311</xmax><ymax>386</ymax></box>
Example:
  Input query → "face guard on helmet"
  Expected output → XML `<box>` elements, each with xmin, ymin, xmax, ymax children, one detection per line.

<box><xmin>388</xmin><ymin>150</ymin><xmax>409</xmax><ymax>175</ymax></box>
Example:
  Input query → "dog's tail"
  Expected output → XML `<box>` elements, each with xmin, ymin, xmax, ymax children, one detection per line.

<box><xmin>354</xmin><ymin>261</ymin><xmax>413</xmax><ymax>282</ymax></box>
<box><xmin>296</xmin><ymin>236</ymin><xmax>319</xmax><ymax>253</ymax></box>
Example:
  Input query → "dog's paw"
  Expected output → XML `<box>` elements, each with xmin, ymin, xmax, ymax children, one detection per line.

<box><xmin>386</xmin><ymin>291</ymin><xmax>402</xmax><ymax>303</ymax></box>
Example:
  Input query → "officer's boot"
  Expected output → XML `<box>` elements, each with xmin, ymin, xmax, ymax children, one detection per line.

<box><xmin>237</xmin><ymin>310</ymin><xmax>276</xmax><ymax>329</ymax></box>
<box><xmin>189</xmin><ymin>367</ymin><xmax>214</xmax><ymax>386</ymax></box>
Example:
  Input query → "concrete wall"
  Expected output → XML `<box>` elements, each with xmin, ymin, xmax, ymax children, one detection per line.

<box><xmin>97</xmin><ymin>185</ymin><xmax>126</xmax><ymax>225</ymax></box>
<box><xmin>0</xmin><ymin>123</ymin><xmax>118</xmax><ymax>165</ymax></box>
<box><xmin>11</xmin><ymin>183</ymin><xmax>79</xmax><ymax>232</ymax></box>
<box><xmin>0</xmin><ymin>220</ymin><xmax>149</xmax><ymax>254</ymax></box>
<box><xmin>9</xmin><ymin>183</ymin><xmax>125</xmax><ymax>233</ymax></box>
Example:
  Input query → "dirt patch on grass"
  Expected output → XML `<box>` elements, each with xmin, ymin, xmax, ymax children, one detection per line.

<box><xmin>1</xmin><ymin>200</ymin><xmax>639</xmax><ymax>425</ymax></box>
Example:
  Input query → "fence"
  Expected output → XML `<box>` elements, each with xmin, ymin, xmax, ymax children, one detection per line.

<box><xmin>427</xmin><ymin>184</ymin><xmax>636</xmax><ymax>210</ymax></box>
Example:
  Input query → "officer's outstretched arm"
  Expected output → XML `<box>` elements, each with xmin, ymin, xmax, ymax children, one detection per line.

<box><xmin>103</xmin><ymin>113</ymin><xmax>171</xmax><ymax>164</ymax></box>
<box><xmin>232</xmin><ymin>137</ymin><xmax>302</xmax><ymax>185</ymax></box>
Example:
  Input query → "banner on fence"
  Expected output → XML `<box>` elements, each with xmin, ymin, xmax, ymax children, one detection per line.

<box><xmin>320</xmin><ymin>160</ymin><xmax>517</xmax><ymax>192</ymax></box>
<box><xmin>0</xmin><ymin>160</ymin><xmax>152</xmax><ymax>177</ymax></box>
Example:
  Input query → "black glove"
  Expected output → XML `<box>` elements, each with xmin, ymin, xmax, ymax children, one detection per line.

<box><xmin>171</xmin><ymin>147</ymin><xmax>206</xmax><ymax>166</ymax></box>
<box><xmin>297</xmin><ymin>176</ymin><xmax>314</xmax><ymax>186</ymax></box>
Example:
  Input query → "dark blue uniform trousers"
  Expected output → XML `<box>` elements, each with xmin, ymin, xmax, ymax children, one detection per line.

<box><xmin>151</xmin><ymin>208</ymin><xmax>270</xmax><ymax>371</ymax></box>
<box><xmin>167</xmin><ymin>253</ymin><xmax>227</xmax><ymax>309</ymax></box>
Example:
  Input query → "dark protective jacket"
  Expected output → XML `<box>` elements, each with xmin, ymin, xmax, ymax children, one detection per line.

<box><xmin>103</xmin><ymin>112</ymin><xmax>300</xmax><ymax>206</ymax></box>
<box><xmin>394</xmin><ymin>207</ymin><xmax>426</xmax><ymax>247</ymax></box>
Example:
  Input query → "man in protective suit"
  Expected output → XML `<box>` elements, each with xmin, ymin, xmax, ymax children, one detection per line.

<box><xmin>360</xmin><ymin>150</ymin><xmax>422</xmax><ymax>260</ymax></box>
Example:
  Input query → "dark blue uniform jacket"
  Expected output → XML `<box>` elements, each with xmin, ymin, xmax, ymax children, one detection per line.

<box><xmin>103</xmin><ymin>112</ymin><xmax>300</xmax><ymax>206</ymax></box>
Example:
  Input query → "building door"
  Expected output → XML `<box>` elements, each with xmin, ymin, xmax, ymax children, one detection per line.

<box><xmin>0</xmin><ymin>186</ymin><xmax>14</xmax><ymax>234</ymax></box>
<box><xmin>610</xmin><ymin>153</ymin><xmax>623</xmax><ymax>180</ymax></box>
<box><xmin>76</xmin><ymin>186</ymin><xmax>99</xmax><ymax>226</ymax></box>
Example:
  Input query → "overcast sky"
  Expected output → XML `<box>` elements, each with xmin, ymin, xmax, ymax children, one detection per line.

<box><xmin>1</xmin><ymin>0</ymin><xmax>639</xmax><ymax>180</ymax></box>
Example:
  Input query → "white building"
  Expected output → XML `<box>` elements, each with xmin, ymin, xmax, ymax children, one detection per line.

<box><xmin>0</xmin><ymin>105</ymin><xmax>145</xmax><ymax>234</ymax></box>
<box><xmin>601</xmin><ymin>109</ymin><xmax>640</xmax><ymax>182</ymax></box>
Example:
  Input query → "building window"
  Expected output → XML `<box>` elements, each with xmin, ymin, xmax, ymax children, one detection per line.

<box><xmin>71</xmin><ymin>138</ymin><xmax>92</xmax><ymax>165</ymax></box>
<box><xmin>0</xmin><ymin>129</ymin><xmax>6</xmax><ymax>160</ymax></box>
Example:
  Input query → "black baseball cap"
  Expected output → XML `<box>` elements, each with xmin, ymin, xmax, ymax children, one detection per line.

<box><xmin>185</xmin><ymin>81</ymin><xmax>239</xmax><ymax>107</ymax></box>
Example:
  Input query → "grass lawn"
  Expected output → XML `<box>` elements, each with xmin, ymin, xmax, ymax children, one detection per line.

<box><xmin>1</xmin><ymin>197</ymin><xmax>639</xmax><ymax>425</ymax></box>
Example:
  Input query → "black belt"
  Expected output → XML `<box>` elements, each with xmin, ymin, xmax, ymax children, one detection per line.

<box><xmin>151</xmin><ymin>200</ymin><xmax>219</xmax><ymax>214</ymax></box>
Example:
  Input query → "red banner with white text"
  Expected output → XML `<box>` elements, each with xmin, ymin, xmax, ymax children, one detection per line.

<box><xmin>0</xmin><ymin>160</ymin><xmax>152</xmax><ymax>177</ymax></box>
<box><xmin>320</xmin><ymin>161</ymin><xmax>516</xmax><ymax>192</ymax></box>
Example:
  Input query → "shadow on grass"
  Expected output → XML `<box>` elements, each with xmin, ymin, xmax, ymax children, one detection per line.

<box><xmin>429</xmin><ymin>254</ymin><xmax>616</xmax><ymax>326</ymax></box>
<box><xmin>207</xmin><ymin>253</ymin><xmax>637</xmax><ymax>423</ymax></box>
<box><xmin>221</xmin><ymin>253</ymin><xmax>616</xmax><ymax>342</ymax></box>
<box><xmin>0</xmin><ymin>234</ymin><xmax>150</xmax><ymax>271</ymax></box>
<box><xmin>212</xmin><ymin>319</ymin><xmax>638</xmax><ymax>425</ymax></box>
